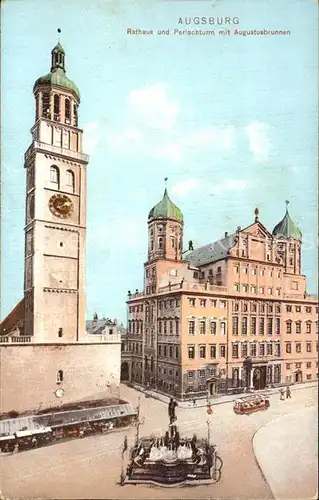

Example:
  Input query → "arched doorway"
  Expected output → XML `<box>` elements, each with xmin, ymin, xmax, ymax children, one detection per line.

<box><xmin>253</xmin><ymin>367</ymin><xmax>266</xmax><ymax>390</ymax></box>
<box><xmin>121</xmin><ymin>362</ymin><xmax>129</xmax><ymax>381</ymax></box>
<box><xmin>294</xmin><ymin>370</ymin><xmax>302</xmax><ymax>383</ymax></box>
<box><xmin>207</xmin><ymin>378</ymin><xmax>217</xmax><ymax>396</ymax></box>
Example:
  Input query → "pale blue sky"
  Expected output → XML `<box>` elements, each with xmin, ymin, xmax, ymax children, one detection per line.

<box><xmin>1</xmin><ymin>0</ymin><xmax>318</xmax><ymax>322</ymax></box>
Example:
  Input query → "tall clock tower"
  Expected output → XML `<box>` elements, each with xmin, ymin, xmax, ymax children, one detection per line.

<box><xmin>24</xmin><ymin>41</ymin><xmax>88</xmax><ymax>342</ymax></box>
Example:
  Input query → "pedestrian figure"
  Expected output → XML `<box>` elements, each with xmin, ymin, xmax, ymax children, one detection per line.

<box><xmin>193</xmin><ymin>398</ymin><xmax>197</xmax><ymax>407</ymax></box>
<box><xmin>279</xmin><ymin>388</ymin><xmax>285</xmax><ymax>401</ymax></box>
<box><xmin>13</xmin><ymin>443</ymin><xmax>19</xmax><ymax>454</ymax></box>
<box><xmin>207</xmin><ymin>402</ymin><xmax>213</xmax><ymax>415</ymax></box>
<box><xmin>168</xmin><ymin>398</ymin><xmax>178</xmax><ymax>423</ymax></box>
<box><xmin>286</xmin><ymin>386</ymin><xmax>291</xmax><ymax>399</ymax></box>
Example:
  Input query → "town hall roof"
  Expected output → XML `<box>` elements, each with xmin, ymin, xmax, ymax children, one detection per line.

<box><xmin>184</xmin><ymin>232</ymin><xmax>237</xmax><ymax>267</ymax></box>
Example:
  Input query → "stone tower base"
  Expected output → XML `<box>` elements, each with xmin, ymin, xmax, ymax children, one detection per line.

<box><xmin>0</xmin><ymin>342</ymin><xmax>120</xmax><ymax>414</ymax></box>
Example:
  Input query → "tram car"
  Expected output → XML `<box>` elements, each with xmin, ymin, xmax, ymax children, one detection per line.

<box><xmin>233</xmin><ymin>394</ymin><xmax>270</xmax><ymax>415</ymax></box>
<box><xmin>0</xmin><ymin>434</ymin><xmax>16</xmax><ymax>453</ymax></box>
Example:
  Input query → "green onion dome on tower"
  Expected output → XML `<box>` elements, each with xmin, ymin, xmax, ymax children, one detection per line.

<box><xmin>272</xmin><ymin>203</ymin><xmax>302</xmax><ymax>241</ymax></box>
<box><xmin>33</xmin><ymin>42</ymin><xmax>80</xmax><ymax>100</ymax></box>
<box><xmin>148</xmin><ymin>188</ymin><xmax>183</xmax><ymax>222</ymax></box>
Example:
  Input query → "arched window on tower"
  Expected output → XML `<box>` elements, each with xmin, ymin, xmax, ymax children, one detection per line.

<box><xmin>42</xmin><ymin>93</ymin><xmax>50</xmax><ymax>118</ymax></box>
<box><xmin>50</xmin><ymin>165</ymin><xmax>60</xmax><ymax>187</ymax></box>
<box><xmin>73</xmin><ymin>104</ymin><xmax>78</xmax><ymax>127</ymax></box>
<box><xmin>65</xmin><ymin>98</ymin><xmax>71</xmax><ymax>124</ymax></box>
<box><xmin>66</xmin><ymin>169</ymin><xmax>75</xmax><ymax>192</ymax></box>
<box><xmin>53</xmin><ymin>95</ymin><xmax>60</xmax><ymax>121</ymax></box>
<box><xmin>158</xmin><ymin>237</ymin><xmax>163</xmax><ymax>250</ymax></box>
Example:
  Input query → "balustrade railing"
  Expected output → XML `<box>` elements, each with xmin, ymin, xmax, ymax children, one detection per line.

<box><xmin>0</xmin><ymin>335</ymin><xmax>32</xmax><ymax>343</ymax></box>
<box><xmin>24</xmin><ymin>141</ymin><xmax>89</xmax><ymax>163</ymax></box>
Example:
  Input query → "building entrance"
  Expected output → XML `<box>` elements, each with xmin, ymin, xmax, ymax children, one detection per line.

<box><xmin>208</xmin><ymin>381</ymin><xmax>217</xmax><ymax>396</ymax></box>
<box><xmin>294</xmin><ymin>370</ymin><xmax>302</xmax><ymax>383</ymax></box>
<box><xmin>253</xmin><ymin>367</ymin><xmax>267</xmax><ymax>390</ymax></box>
<box><xmin>120</xmin><ymin>362</ymin><xmax>129</xmax><ymax>381</ymax></box>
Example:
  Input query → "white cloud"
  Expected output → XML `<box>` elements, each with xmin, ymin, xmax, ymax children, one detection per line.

<box><xmin>171</xmin><ymin>178</ymin><xmax>200</xmax><ymax>197</ymax></box>
<box><xmin>151</xmin><ymin>126</ymin><xmax>236</xmax><ymax>165</ymax></box>
<box><xmin>209</xmin><ymin>178</ymin><xmax>250</xmax><ymax>196</ymax></box>
<box><xmin>153</xmin><ymin>140</ymin><xmax>184</xmax><ymax>164</ymax></box>
<box><xmin>106</xmin><ymin>127</ymin><xmax>143</xmax><ymax>152</ymax></box>
<box><xmin>170</xmin><ymin>177</ymin><xmax>250</xmax><ymax>199</ymax></box>
<box><xmin>90</xmin><ymin>216</ymin><xmax>144</xmax><ymax>250</ymax></box>
<box><xmin>245</xmin><ymin>121</ymin><xmax>271</xmax><ymax>163</ymax></box>
<box><xmin>187</xmin><ymin>126</ymin><xmax>236</xmax><ymax>151</ymax></box>
<box><xmin>128</xmin><ymin>84</ymin><xmax>179</xmax><ymax>132</ymax></box>
<box><xmin>83</xmin><ymin>121</ymin><xmax>100</xmax><ymax>155</ymax></box>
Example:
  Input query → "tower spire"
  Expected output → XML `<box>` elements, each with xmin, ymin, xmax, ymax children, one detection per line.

<box><xmin>285</xmin><ymin>200</ymin><xmax>290</xmax><ymax>213</ymax></box>
<box><xmin>51</xmin><ymin>30</ymin><xmax>65</xmax><ymax>72</ymax></box>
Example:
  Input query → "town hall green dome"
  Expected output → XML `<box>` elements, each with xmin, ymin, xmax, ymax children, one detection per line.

<box><xmin>272</xmin><ymin>207</ymin><xmax>302</xmax><ymax>241</ymax></box>
<box><xmin>148</xmin><ymin>188</ymin><xmax>183</xmax><ymax>222</ymax></box>
<box><xmin>33</xmin><ymin>43</ymin><xmax>80</xmax><ymax>100</ymax></box>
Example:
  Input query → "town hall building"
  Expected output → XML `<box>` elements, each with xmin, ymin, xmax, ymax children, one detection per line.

<box><xmin>125</xmin><ymin>188</ymin><xmax>318</xmax><ymax>400</ymax></box>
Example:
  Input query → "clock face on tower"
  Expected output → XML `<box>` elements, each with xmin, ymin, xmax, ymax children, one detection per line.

<box><xmin>49</xmin><ymin>194</ymin><xmax>74</xmax><ymax>219</ymax></box>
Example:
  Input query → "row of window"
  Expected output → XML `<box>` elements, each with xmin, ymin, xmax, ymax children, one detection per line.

<box><xmin>189</xmin><ymin>299</ymin><xmax>317</xmax><ymax>315</ymax></box>
<box><xmin>286</xmin><ymin>361</ymin><xmax>318</xmax><ymax>369</ymax></box>
<box><xmin>286</xmin><ymin>305</ymin><xmax>315</xmax><ymax>313</ymax></box>
<box><xmin>188</xmin><ymin>298</ymin><xmax>226</xmax><ymax>308</ymax></box>
<box><xmin>233</xmin><ymin>302</ymin><xmax>280</xmax><ymax>313</ymax></box>
<box><xmin>128</xmin><ymin>320</ymin><xmax>143</xmax><ymax>334</ymax></box>
<box><xmin>188</xmin><ymin>319</ymin><xmax>227</xmax><ymax>336</ymax></box>
<box><xmin>187</xmin><ymin>367</ymin><xmax>218</xmax><ymax>379</ymax></box>
<box><xmin>129</xmin><ymin>342</ymin><xmax>142</xmax><ymax>354</ymax></box>
<box><xmin>158</xmin><ymin>319</ymin><xmax>180</xmax><ymax>335</ymax></box>
<box><xmin>129</xmin><ymin>300</ymin><xmax>316</xmax><ymax>315</ymax></box>
<box><xmin>158</xmin><ymin>344</ymin><xmax>179</xmax><ymax>359</ymax></box>
<box><xmin>50</xmin><ymin>165</ymin><xmax>75</xmax><ymax>191</ymax></box>
<box><xmin>233</xmin><ymin>265</ymin><xmax>282</xmax><ymax>278</ymax></box>
<box><xmin>149</xmin><ymin>236</ymin><xmax>181</xmax><ymax>251</ymax></box>
<box><xmin>41</xmin><ymin>93</ymin><xmax>78</xmax><ymax>126</ymax></box>
<box><xmin>285</xmin><ymin>320</ymin><xmax>316</xmax><ymax>334</ymax></box>
<box><xmin>128</xmin><ymin>304</ymin><xmax>144</xmax><ymax>313</ymax></box>
<box><xmin>158</xmin><ymin>366</ymin><xmax>179</xmax><ymax>377</ymax></box>
<box><xmin>285</xmin><ymin>342</ymin><xmax>316</xmax><ymax>354</ymax></box>
<box><xmin>159</xmin><ymin>298</ymin><xmax>180</xmax><ymax>309</ymax></box>
<box><xmin>233</xmin><ymin>284</ymin><xmax>282</xmax><ymax>296</ymax></box>
<box><xmin>232</xmin><ymin>316</ymin><xmax>280</xmax><ymax>336</ymax></box>
<box><xmin>188</xmin><ymin>343</ymin><xmax>226</xmax><ymax>359</ymax></box>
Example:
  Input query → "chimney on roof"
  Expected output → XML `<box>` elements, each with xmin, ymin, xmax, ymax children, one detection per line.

<box><xmin>224</xmin><ymin>232</ymin><xmax>228</xmax><ymax>238</ymax></box>
<box><xmin>188</xmin><ymin>240</ymin><xmax>194</xmax><ymax>251</ymax></box>
<box><xmin>236</xmin><ymin>226</ymin><xmax>241</xmax><ymax>233</ymax></box>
